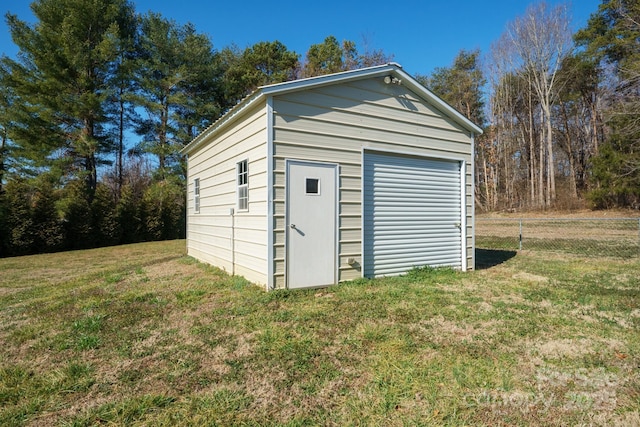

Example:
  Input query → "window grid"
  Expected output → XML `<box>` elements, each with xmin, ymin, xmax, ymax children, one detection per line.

<box><xmin>237</xmin><ymin>160</ymin><xmax>248</xmax><ymax>211</ymax></box>
<box><xmin>194</xmin><ymin>178</ymin><xmax>200</xmax><ymax>213</ymax></box>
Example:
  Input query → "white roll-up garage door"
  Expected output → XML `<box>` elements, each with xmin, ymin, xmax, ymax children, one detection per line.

<box><xmin>363</xmin><ymin>152</ymin><xmax>463</xmax><ymax>277</ymax></box>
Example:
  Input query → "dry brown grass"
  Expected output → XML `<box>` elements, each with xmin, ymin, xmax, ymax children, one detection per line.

<box><xmin>477</xmin><ymin>208</ymin><xmax>639</xmax><ymax>219</ymax></box>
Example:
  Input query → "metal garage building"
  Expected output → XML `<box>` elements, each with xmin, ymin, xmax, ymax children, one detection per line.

<box><xmin>181</xmin><ymin>63</ymin><xmax>482</xmax><ymax>290</ymax></box>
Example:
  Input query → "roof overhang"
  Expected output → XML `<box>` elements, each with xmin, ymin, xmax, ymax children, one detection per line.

<box><xmin>181</xmin><ymin>63</ymin><xmax>483</xmax><ymax>155</ymax></box>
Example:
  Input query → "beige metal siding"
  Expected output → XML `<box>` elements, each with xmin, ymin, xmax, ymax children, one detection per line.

<box><xmin>186</xmin><ymin>104</ymin><xmax>268</xmax><ymax>285</ymax></box>
<box><xmin>272</xmin><ymin>78</ymin><xmax>473</xmax><ymax>287</ymax></box>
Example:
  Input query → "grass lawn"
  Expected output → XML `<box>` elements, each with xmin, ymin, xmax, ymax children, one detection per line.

<box><xmin>0</xmin><ymin>241</ymin><xmax>638</xmax><ymax>426</ymax></box>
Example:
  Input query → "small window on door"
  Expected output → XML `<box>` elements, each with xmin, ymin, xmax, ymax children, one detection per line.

<box><xmin>237</xmin><ymin>159</ymin><xmax>248</xmax><ymax>211</ymax></box>
<box><xmin>194</xmin><ymin>178</ymin><xmax>200</xmax><ymax>213</ymax></box>
<box><xmin>306</xmin><ymin>178</ymin><xmax>319</xmax><ymax>195</ymax></box>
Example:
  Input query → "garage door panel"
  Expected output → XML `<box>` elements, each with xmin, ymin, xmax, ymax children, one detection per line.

<box><xmin>369</xmin><ymin>172</ymin><xmax>458</xmax><ymax>180</ymax></box>
<box><xmin>371</xmin><ymin>191</ymin><xmax>460</xmax><ymax>200</ymax></box>
<box><xmin>373</xmin><ymin>249</ymin><xmax>462</xmax><ymax>260</ymax></box>
<box><xmin>365</xmin><ymin>225</ymin><xmax>462</xmax><ymax>233</ymax></box>
<box><xmin>364</xmin><ymin>152</ymin><xmax>463</xmax><ymax>277</ymax></box>
<box><xmin>365</xmin><ymin>206</ymin><xmax>460</xmax><ymax>215</ymax></box>
<box><xmin>365</xmin><ymin>205</ymin><xmax>461</xmax><ymax>214</ymax></box>
<box><xmin>366</xmin><ymin>236</ymin><xmax>460</xmax><ymax>248</ymax></box>
<box><xmin>366</xmin><ymin>234</ymin><xmax>460</xmax><ymax>241</ymax></box>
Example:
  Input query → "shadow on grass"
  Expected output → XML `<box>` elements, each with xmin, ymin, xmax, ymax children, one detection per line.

<box><xmin>475</xmin><ymin>248</ymin><xmax>517</xmax><ymax>270</ymax></box>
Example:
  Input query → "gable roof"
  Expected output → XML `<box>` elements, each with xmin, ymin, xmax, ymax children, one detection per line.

<box><xmin>181</xmin><ymin>63</ymin><xmax>483</xmax><ymax>155</ymax></box>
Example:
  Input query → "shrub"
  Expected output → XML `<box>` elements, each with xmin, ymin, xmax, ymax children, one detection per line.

<box><xmin>142</xmin><ymin>179</ymin><xmax>185</xmax><ymax>241</ymax></box>
<box><xmin>91</xmin><ymin>184</ymin><xmax>120</xmax><ymax>247</ymax></box>
<box><xmin>3</xmin><ymin>180</ymin><xmax>36</xmax><ymax>255</ymax></box>
<box><xmin>31</xmin><ymin>180</ymin><xmax>64</xmax><ymax>253</ymax></box>
<box><xmin>117</xmin><ymin>184</ymin><xmax>144</xmax><ymax>244</ymax></box>
<box><xmin>58</xmin><ymin>180</ymin><xmax>93</xmax><ymax>250</ymax></box>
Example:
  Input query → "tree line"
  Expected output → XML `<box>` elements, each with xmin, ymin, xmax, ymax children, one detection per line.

<box><xmin>0</xmin><ymin>0</ymin><xmax>391</xmax><ymax>257</ymax></box>
<box><xmin>1</xmin><ymin>0</ymin><xmax>638</xmax><ymax>257</ymax></box>
<box><xmin>420</xmin><ymin>1</ymin><xmax>639</xmax><ymax>212</ymax></box>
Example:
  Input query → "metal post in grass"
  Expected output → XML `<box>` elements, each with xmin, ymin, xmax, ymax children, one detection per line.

<box><xmin>519</xmin><ymin>219</ymin><xmax>523</xmax><ymax>251</ymax></box>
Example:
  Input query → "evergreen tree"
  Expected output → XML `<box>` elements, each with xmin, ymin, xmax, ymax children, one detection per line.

<box><xmin>135</xmin><ymin>13</ymin><xmax>222</xmax><ymax>180</ymax></box>
<box><xmin>4</xmin><ymin>179</ymin><xmax>37</xmax><ymax>255</ymax></box>
<box><xmin>575</xmin><ymin>0</ymin><xmax>640</xmax><ymax>208</ymax></box>
<box><xmin>1</xmin><ymin>0</ymin><xmax>137</xmax><ymax>197</ymax></box>
<box><xmin>222</xmin><ymin>41</ymin><xmax>299</xmax><ymax>103</ymax></box>
<box><xmin>142</xmin><ymin>178</ymin><xmax>185</xmax><ymax>241</ymax></box>
<box><xmin>58</xmin><ymin>180</ymin><xmax>94</xmax><ymax>250</ymax></box>
<box><xmin>0</xmin><ymin>189</ymin><xmax>7</xmax><ymax>256</ymax></box>
<box><xmin>91</xmin><ymin>183</ymin><xmax>121</xmax><ymax>246</ymax></box>
<box><xmin>417</xmin><ymin>50</ymin><xmax>490</xmax><ymax>209</ymax></box>
<box><xmin>302</xmin><ymin>36</ymin><xmax>392</xmax><ymax>77</ymax></box>
<box><xmin>303</xmin><ymin>36</ymin><xmax>345</xmax><ymax>77</ymax></box>
<box><xmin>31</xmin><ymin>178</ymin><xmax>64</xmax><ymax>253</ymax></box>
<box><xmin>419</xmin><ymin>49</ymin><xmax>486</xmax><ymax>126</ymax></box>
<box><xmin>116</xmin><ymin>184</ymin><xmax>143</xmax><ymax>243</ymax></box>
<box><xmin>0</xmin><ymin>73</ymin><xmax>11</xmax><ymax>193</ymax></box>
<box><xmin>105</xmin><ymin>10</ymin><xmax>139</xmax><ymax>199</ymax></box>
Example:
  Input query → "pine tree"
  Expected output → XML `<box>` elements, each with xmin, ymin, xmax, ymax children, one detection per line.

<box><xmin>303</xmin><ymin>36</ymin><xmax>345</xmax><ymax>77</ymax></box>
<box><xmin>302</xmin><ymin>36</ymin><xmax>392</xmax><ymax>77</ymax></box>
<box><xmin>222</xmin><ymin>41</ymin><xmax>299</xmax><ymax>103</ymax></box>
<box><xmin>0</xmin><ymin>72</ymin><xmax>11</xmax><ymax>193</ymax></box>
<box><xmin>1</xmin><ymin>0</ymin><xmax>137</xmax><ymax>197</ymax></box>
<box><xmin>4</xmin><ymin>179</ymin><xmax>36</xmax><ymax>255</ymax></box>
<box><xmin>576</xmin><ymin>0</ymin><xmax>640</xmax><ymax>208</ymax></box>
<box><xmin>105</xmin><ymin>10</ymin><xmax>139</xmax><ymax>199</ymax></box>
<box><xmin>421</xmin><ymin>49</ymin><xmax>486</xmax><ymax>126</ymax></box>
<box><xmin>134</xmin><ymin>13</ymin><xmax>222</xmax><ymax>180</ymax></box>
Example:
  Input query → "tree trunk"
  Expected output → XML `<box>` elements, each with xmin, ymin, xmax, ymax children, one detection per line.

<box><xmin>544</xmin><ymin>104</ymin><xmax>556</xmax><ymax>205</ymax></box>
<box><xmin>483</xmin><ymin>156</ymin><xmax>490</xmax><ymax>209</ymax></box>
<box><xmin>527</xmin><ymin>92</ymin><xmax>536</xmax><ymax>208</ymax></box>
<box><xmin>568</xmin><ymin>147</ymin><xmax>578</xmax><ymax>199</ymax></box>
<box><xmin>591</xmin><ymin>97</ymin><xmax>599</xmax><ymax>155</ymax></box>
<box><xmin>117</xmin><ymin>87</ymin><xmax>125</xmax><ymax>200</ymax></box>
<box><xmin>159</xmin><ymin>100</ymin><xmax>168</xmax><ymax>180</ymax></box>
<box><xmin>0</xmin><ymin>127</ymin><xmax>6</xmax><ymax>194</ymax></box>
<box><xmin>539</xmin><ymin>125</ymin><xmax>545</xmax><ymax>208</ymax></box>
<box><xmin>562</xmin><ymin>108</ymin><xmax>578</xmax><ymax>200</ymax></box>
<box><xmin>83</xmin><ymin>118</ymin><xmax>97</xmax><ymax>200</ymax></box>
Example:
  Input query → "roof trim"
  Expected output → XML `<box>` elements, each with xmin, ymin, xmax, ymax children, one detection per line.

<box><xmin>180</xmin><ymin>90</ymin><xmax>265</xmax><ymax>155</ymax></box>
<box><xmin>181</xmin><ymin>63</ymin><xmax>482</xmax><ymax>155</ymax></box>
<box><xmin>396</xmin><ymin>68</ymin><xmax>484</xmax><ymax>135</ymax></box>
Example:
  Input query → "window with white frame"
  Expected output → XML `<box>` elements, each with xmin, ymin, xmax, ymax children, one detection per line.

<box><xmin>237</xmin><ymin>160</ymin><xmax>248</xmax><ymax>211</ymax></box>
<box><xmin>194</xmin><ymin>178</ymin><xmax>200</xmax><ymax>213</ymax></box>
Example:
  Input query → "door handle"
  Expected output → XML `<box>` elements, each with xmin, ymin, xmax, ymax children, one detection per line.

<box><xmin>290</xmin><ymin>224</ymin><xmax>296</xmax><ymax>229</ymax></box>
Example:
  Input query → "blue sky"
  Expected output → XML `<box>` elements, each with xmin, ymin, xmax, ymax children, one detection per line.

<box><xmin>2</xmin><ymin>0</ymin><xmax>602</xmax><ymax>76</ymax></box>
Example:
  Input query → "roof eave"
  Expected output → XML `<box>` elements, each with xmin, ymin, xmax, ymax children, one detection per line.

<box><xmin>391</xmin><ymin>68</ymin><xmax>484</xmax><ymax>135</ymax></box>
<box><xmin>180</xmin><ymin>90</ymin><xmax>266</xmax><ymax>155</ymax></box>
<box><xmin>181</xmin><ymin>63</ymin><xmax>402</xmax><ymax>156</ymax></box>
<box><xmin>182</xmin><ymin>62</ymin><xmax>482</xmax><ymax>155</ymax></box>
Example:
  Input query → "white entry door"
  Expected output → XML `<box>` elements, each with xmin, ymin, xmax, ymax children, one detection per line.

<box><xmin>286</xmin><ymin>160</ymin><xmax>337</xmax><ymax>289</ymax></box>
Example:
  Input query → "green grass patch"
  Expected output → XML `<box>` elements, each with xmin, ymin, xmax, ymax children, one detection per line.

<box><xmin>0</xmin><ymin>240</ymin><xmax>638</xmax><ymax>425</ymax></box>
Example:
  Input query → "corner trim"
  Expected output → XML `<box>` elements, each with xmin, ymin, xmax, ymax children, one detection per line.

<box><xmin>470</xmin><ymin>132</ymin><xmax>476</xmax><ymax>271</ymax></box>
<box><xmin>266</xmin><ymin>97</ymin><xmax>275</xmax><ymax>291</ymax></box>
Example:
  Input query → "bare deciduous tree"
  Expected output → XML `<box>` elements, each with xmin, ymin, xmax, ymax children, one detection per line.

<box><xmin>507</xmin><ymin>2</ymin><xmax>573</xmax><ymax>206</ymax></box>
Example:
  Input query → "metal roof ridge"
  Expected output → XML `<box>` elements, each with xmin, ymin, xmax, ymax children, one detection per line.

<box><xmin>181</xmin><ymin>64</ymin><xmax>402</xmax><ymax>155</ymax></box>
<box><xmin>257</xmin><ymin>62</ymin><xmax>400</xmax><ymax>92</ymax></box>
<box><xmin>182</xmin><ymin>62</ymin><xmax>482</xmax><ymax>155</ymax></box>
